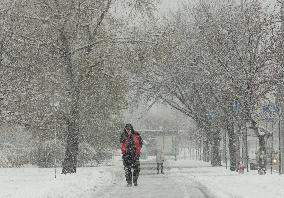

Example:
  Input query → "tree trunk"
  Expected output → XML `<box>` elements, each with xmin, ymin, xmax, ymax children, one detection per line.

<box><xmin>236</xmin><ymin>131</ymin><xmax>241</xmax><ymax>167</ymax></box>
<box><xmin>211</xmin><ymin>133</ymin><xmax>221</xmax><ymax>166</ymax></box>
<box><xmin>59</xmin><ymin>30</ymin><xmax>81</xmax><ymax>174</ymax></box>
<box><xmin>61</xmin><ymin>87</ymin><xmax>80</xmax><ymax>174</ymax></box>
<box><xmin>258</xmin><ymin>135</ymin><xmax>266</xmax><ymax>152</ymax></box>
<box><xmin>250</xmin><ymin>119</ymin><xmax>267</xmax><ymax>170</ymax></box>
<box><xmin>258</xmin><ymin>135</ymin><xmax>267</xmax><ymax>170</ymax></box>
<box><xmin>203</xmin><ymin>140</ymin><xmax>210</xmax><ymax>162</ymax></box>
<box><xmin>227</xmin><ymin>121</ymin><xmax>237</xmax><ymax>171</ymax></box>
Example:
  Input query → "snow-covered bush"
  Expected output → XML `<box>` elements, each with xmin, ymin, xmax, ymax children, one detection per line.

<box><xmin>0</xmin><ymin>151</ymin><xmax>10</xmax><ymax>167</ymax></box>
<box><xmin>77</xmin><ymin>142</ymin><xmax>98</xmax><ymax>167</ymax></box>
<box><xmin>95</xmin><ymin>149</ymin><xmax>113</xmax><ymax>162</ymax></box>
<box><xmin>35</xmin><ymin>140</ymin><xmax>65</xmax><ymax>168</ymax></box>
<box><xmin>0</xmin><ymin>143</ymin><xmax>29</xmax><ymax>167</ymax></box>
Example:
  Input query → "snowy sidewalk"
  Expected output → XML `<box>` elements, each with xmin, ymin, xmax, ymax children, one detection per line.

<box><xmin>93</xmin><ymin>172</ymin><xmax>210</xmax><ymax>198</ymax></box>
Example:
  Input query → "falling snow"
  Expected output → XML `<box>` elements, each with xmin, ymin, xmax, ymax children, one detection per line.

<box><xmin>1</xmin><ymin>0</ymin><xmax>284</xmax><ymax>197</ymax></box>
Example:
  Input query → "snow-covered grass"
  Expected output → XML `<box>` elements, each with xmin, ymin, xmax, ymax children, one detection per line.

<box><xmin>194</xmin><ymin>169</ymin><xmax>284</xmax><ymax>198</ymax></box>
<box><xmin>166</xmin><ymin>158</ymin><xmax>212</xmax><ymax>168</ymax></box>
<box><xmin>0</xmin><ymin>166</ymin><xmax>115</xmax><ymax>198</ymax></box>
<box><xmin>170</xmin><ymin>159</ymin><xmax>284</xmax><ymax>198</ymax></box>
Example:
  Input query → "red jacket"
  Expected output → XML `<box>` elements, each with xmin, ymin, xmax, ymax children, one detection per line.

<box><xmin>120</xmin><ymin>131</ymin><xmax>143</xmax><ymax>158</ymax></box>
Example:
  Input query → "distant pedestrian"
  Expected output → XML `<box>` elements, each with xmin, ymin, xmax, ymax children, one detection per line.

<box><xmin>156</xmin><ymin>149</ymin><xmax>165</xmax><ymax>174</ymax></box>
<box><xmin>120</xmin><ymin>124</ymin><xmax>143</xmax><ymax>187</ymax></box>
<box><xmin>238</xmin><ymin>163</ymin><xmax>245</xmax><ymax>174</ymax></box>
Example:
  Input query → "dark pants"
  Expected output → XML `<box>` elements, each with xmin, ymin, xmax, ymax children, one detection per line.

<box><xmin>157</xmin><ymin>163</ymin><xmax>164</xmax><ymax>174</ymax></box>
<box><xmin>123</xmin><ymin>157</ymin><xmax>140</xmax><ymax>185</ymax></box>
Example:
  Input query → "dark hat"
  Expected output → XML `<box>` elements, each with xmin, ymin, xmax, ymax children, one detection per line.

<box><xmin>125</xmin><ymin>123</ymin><xmax>132</xmax><ymax>129</ymax></box>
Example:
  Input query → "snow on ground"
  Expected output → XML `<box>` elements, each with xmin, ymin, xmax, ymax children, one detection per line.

<box><xmin>1</xmin><ymin>157</ymin><xmax>284</xmax><ymax>198</ymax></box>
<box><xmin>93</xmin><ymin>171</ymin><xmax>209</xmax><ymax>198</ymax></box>
<box><xmin>0</xmin><ymin>165</ymin><xmax>115</xmax><ymax>198</ymax></box>
<box><xmin>167</xmin><ymin>159</ymin><xmax>284</xmax><ymax>198</ymax></box>
<box><xmin>166</xmin><ymin>158</ymin><xmax>212</xmax><ymax>168</ymax></box>
<box><xmin>190</xmin><ymin>168</ymin><xmax>284</xmax><ymax>198</ymax></box>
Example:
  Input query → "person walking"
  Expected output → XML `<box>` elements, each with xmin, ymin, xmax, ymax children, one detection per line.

<box><xmin>156</xmin><ymin>149</ymin><xmax>165</xmax><ymax>174</ymax></box>
<box><xmin>120</xmin><ymin>124</ymin><xmax>143</xmax><ymax>187</ymax></box>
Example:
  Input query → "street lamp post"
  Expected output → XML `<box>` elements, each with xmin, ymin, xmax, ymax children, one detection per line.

<box><xmin>224</xmin><ymin>130</ymin><xmax>227</xmax><ymax>169</ymax></box>
<box><xmin>50</xmin><ymin>100</ymin><xmax>59</xmax><ymax>179</ymax></box>
<box><xmin>278</xmin><ymin>105</ymin><xmax>282</xmax><ymax>174</ymax></box>
<box><xmin>54</xmin><ymin>124</ymin><xmax>57</xmax><ymax>179</ymax></box>
<box><xmin>268</xmin><ymin>104</ymin><xmax>278</xmax><ymax>174</ymax></box>
<box><xmin>244</xmin><ymin>123</ymin><xmax>249</xmax><ymax>172</ymax></box>
<box><xmin>271</xmin><ymin>119</ymin><xmax>274</xmax><ymax>174</ymax></box>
